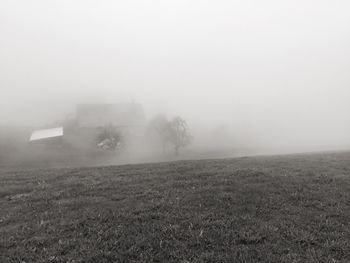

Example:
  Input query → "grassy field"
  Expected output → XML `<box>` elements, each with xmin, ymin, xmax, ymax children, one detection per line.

<box><xmin>0</xmin><ymin>152</ymin><xmax>349</xmax><ymax>262</ymax></box>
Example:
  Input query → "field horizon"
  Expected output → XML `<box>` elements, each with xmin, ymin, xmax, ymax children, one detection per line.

<box><xmin>1</xmin><ymin>151</ymin><xmax>349</xmax><ymax>262</ymax></box>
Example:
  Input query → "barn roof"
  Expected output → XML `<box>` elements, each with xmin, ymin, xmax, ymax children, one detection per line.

<box><xmin>29</xmin><ymin>127</ymin><xmax>63</xmax><ymax>141</ymax></box>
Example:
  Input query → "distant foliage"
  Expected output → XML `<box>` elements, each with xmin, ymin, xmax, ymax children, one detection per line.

<box><xmin>96</xmin><ymin>126</ymin><xmax>123</xmax><ymax>150</ymax></box>
<box><xmin>148</xmin><ymin>114</ymin><xmax>169</xmax><ymax>152</ymax></box>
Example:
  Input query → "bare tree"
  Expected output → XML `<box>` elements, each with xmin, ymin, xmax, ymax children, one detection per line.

<box><xmin>167</xmin><ymin>116</ymin><xmax>192</xmax><ymax>155</ymax></box>
<box><xmin>149</xmin><ymin>115</ymin><xmax>192</xmax><ymax>155</ymax></box>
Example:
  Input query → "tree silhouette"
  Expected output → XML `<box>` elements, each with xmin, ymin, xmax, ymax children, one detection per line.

<box><xmin>166</xmin><ymin>117</ymin><xmax>192</xmax><ymax>155</ymax></box>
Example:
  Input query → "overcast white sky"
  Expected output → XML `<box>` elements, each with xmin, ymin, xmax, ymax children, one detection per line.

<box><xmin>1</xmin><ymin>0</ymin><xmax>349</xmax><ymax>150</ymax></box>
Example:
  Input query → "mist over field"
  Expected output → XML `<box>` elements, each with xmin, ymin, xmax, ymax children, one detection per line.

<box><xmin>1</xmin><ymin>0</ymin><xmax>350</xmax><ymax>164</ymax></box>
<box><xmin>1</xmin><ymin>2</ymin><xmax>350</xmax><ymax>262</ymax></box>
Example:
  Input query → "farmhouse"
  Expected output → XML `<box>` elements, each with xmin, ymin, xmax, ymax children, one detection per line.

<box><xmin>76</xmin><ymin>103</ymin><xmax>146</xmax><ymax>129</ymax></box>
<box><xmin>73</xmin><ymin>103</ymin><xmax>146</xmax><ymax>149</ymax></box>
<box><xmin>25</xmin><ymin>103</ymin><xmax>146</xmax><ymax>151</ymax></box>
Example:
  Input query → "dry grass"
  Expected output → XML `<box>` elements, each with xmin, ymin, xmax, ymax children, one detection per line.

<box><xmin>1</xmin><ymin>152</ymin><xmax>350</xmax><ymax>262</ymax></box>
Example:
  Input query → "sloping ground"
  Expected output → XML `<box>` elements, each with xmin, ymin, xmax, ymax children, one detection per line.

<box><xmin>0</xmin><ymin>152</ymin><xmax>349</xmax><ymax>263</ymax></box>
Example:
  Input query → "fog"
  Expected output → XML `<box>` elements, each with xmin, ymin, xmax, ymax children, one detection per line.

<box><xmin>1</xmin><ymin>0</ymin><xmax>350</xmax><ymax>162</ymax></box>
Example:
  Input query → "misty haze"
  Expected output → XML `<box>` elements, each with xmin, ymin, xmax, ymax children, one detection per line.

<box><xmin>1</xmin><ymin>1</ymin><xmax>349</xmax><ymax>262</ymax></box>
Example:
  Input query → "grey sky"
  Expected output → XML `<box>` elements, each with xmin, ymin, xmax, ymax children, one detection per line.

<box><xmin>1</xmin><ymin>0</ymin><xmax>349</xmax><ymax>150</ymax></box>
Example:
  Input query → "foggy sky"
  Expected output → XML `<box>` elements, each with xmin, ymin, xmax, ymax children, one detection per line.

<box><xmin>1</xmin><ymin>0</ymin><xmax>350</xmax><ymax>151</ymax></box>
